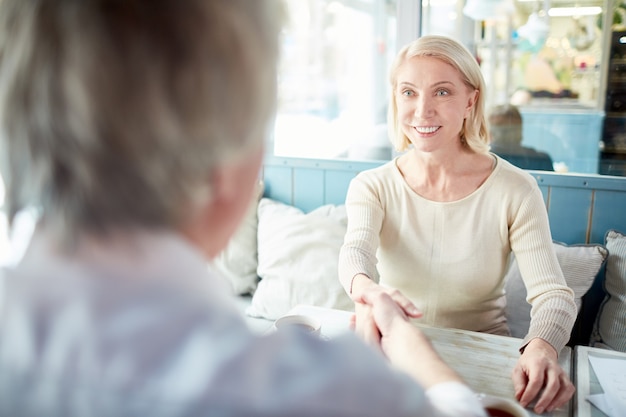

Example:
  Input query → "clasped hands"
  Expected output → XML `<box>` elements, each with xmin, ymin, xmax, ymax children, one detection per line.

<box><xmin>349</xmin><ymin>275</ymin><xmax>574</xmax><ymax>414</ymax></box>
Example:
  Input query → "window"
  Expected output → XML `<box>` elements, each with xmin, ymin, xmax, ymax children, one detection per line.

<box><xmin>274</xmin><ymin>0</ymin><xmax>620</xmax><ymax>176</ymax></box>
<box><xmin>273</xmin><ymin>0</ymin><xmax>397</xmax><ymax>159</ymax></box>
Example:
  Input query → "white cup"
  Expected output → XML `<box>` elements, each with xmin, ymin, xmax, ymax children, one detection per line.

<box><xmin>273</xmin><ymin>314</ymin><xmax>322</xmax><ymax>336</ymax></box>
<box><xmin>478</xmin><ymin>394</ymin><xmax>530</xmax><ymax>417</ymax></box>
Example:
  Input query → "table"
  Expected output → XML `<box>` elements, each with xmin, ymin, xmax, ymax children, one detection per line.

<box><xmin>574</xmin><ymin>345</ymin><xmax>626</xmax><ymax>417</ymax></box>
<box><xmin>286</xmin><ymin>305</ymin><xmax>572</xmax><ymax>417</ymax></box>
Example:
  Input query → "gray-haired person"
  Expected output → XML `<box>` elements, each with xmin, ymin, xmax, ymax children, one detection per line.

<box><xmin>0</xmin><ymin>1</ymin><xmax>486</xmax><ymax>416</ymax></box>
<box><xmin>488</xmin><ymin>104</ymin><xmax>554</xmax><ymax>171</ymax></box>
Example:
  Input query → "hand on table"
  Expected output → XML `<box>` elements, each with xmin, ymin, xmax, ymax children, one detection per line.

<box><xmin>512</xmin><ymin>338</ymin><xmax>575</xmax><ymax>414</ymax></box>
<box><xmin>350</xmin><ymin>274</ymin><xmax>422</xmax><ymax>319</ymax></box>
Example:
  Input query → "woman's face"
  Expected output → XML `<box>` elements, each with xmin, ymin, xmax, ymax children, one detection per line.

<box><xmin>395</xmin><ymin>56</ymin><xmax>478</xmax><ymax>154</ymax></box>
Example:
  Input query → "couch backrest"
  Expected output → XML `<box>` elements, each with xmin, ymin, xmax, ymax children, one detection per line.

<box><xmin>263</xmin><ymin>155</ymin><xmax>626</xmax><ymax>244</ymax></box>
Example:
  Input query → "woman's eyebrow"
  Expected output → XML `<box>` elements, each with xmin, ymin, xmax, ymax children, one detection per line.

<box><xmin>398</xmin><ymin>80</ymin><xmax>455</xmax><ymax>88</ymax></box>
<box><xmin>431</xmin><ymin>80</ymin><xmax>455</xmax><ymax>88</ymax></box>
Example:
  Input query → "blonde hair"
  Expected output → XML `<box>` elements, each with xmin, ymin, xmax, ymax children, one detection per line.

<box><xmin>387</xmin><ymin>35</ymin><xmax>489</xmax><ymax>154</ymax></box>
<box><xmin>0</xmin><ymin>0</ymin><xmax>284</xmax><ymax>241</ymax></box>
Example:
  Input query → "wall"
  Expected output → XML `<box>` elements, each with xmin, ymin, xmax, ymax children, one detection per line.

<box><xmin>519</xmin><ymin>107</ymin><xmax>605</xmax><ymax>175</ymax></box>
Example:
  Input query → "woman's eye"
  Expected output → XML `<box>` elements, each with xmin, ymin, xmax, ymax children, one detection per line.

<box><xmin>435</xmin><ymin>89</ymin><xmax>449</xmax><ymax>97</ymax></box>
<box><xmin>401</xmin><ymin>90</ymin><xmax>414</xmax><ymax>97</ymax></box>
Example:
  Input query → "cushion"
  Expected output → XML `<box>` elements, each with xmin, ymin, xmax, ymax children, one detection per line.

<box><xmin>246</xmin><ymin>198</ymin><xmax>354</xmax><ymax>320</ymax></box>
<box><xmin>505</xmin><ymin>241</ymin><xmax>608</xmax><ymax>339</ymax></box>
<box><xmin>591</xmin><ymin>230</ymin><xmax>626</xmax><ymax>352</ymax></box>
<box><xmin>211</xmin><ymin>181</ymin><xmax>263</xmax><ymax>295</ymax></box>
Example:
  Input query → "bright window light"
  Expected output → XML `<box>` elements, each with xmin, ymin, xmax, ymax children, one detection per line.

<box><xmin>548</xmin><ymin>7</ymin><xmax>602</xmax><ymax>17</ymax></box>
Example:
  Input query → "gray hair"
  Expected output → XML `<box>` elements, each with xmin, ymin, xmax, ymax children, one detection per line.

<box><xmin>387</xmin><ymin>35</ymin><xmax>489</xmax><ymax>154</ymax></box>
<box><xmin>488</xmin><ymin>104</ymin><xmax>523</xmax><ymax>146</ymax></box>
<box><xmin>0</xmin><ymin>0</ymin><xmax>284</xmax><ymax>241</ymax></box>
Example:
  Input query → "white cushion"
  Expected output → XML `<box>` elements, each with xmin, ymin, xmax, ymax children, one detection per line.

<box><xmin>211</xmin><ymin>182</ymin><xmax>263</xmax><ymax>295</ymax></box>
<box><xmin>592</xmin><ymin>230</ymin><xmax>626</xmax><ymax>352</ymax></box>
<box><xmin>246</xmin><ymin>198</ymin><xmax>354</xmax><ymax>320</ymax></box>
<box><xmin>505</xmin><ymin>241</ymin><xmax>608</xmax><ymax>339</ymax></box>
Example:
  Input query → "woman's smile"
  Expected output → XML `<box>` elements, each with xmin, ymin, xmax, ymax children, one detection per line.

<box><xmin>414</xmin><ymin>126</ymin><xmax>440</xmax><ymax>135</ymax></box>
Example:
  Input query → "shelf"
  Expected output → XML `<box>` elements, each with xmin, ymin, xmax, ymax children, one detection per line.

<box><xmin>602</xmin><ymin>148</ymin><xmax>626</xmax><ymax>155</ymax></box>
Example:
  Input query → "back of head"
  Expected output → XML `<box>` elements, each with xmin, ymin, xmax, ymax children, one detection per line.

<box><xmin>0</xmin><ymin>0</ymin><xmax>284</xmax><ymax>243</ymax></box>
<box><xmin>488</xmin><ymin>104</ymin><xmax>523</xmax><ymax>147</ymax></box>
<box><xmin>387</xmin><ymin>35</ymin><xmax>489</xmax><ymax>154</ymax></box>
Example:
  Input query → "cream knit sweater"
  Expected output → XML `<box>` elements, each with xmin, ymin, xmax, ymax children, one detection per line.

<box><xmin>339</xmin><ymin>155</ymin><xmax>577</xmax><ymax>351</ymax></box>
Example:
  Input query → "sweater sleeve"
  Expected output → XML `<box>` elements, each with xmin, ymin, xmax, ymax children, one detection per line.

<box><xmin>509</xmin><ymin>184</ymin><xmax>577</xmax><ymax>352</ymax></box>
<box><xmin>338</xmin><ymin>174</ymin><xmax>385</xmax><ymax>293</ymax></box>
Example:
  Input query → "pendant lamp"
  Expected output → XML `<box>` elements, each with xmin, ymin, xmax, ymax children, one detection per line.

<box><xmin>517</xmin><ymin>12</ymin><xmax>550</xmax><ymax>47</ymax></box>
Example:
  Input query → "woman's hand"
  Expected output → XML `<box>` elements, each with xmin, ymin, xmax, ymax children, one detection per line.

<box><xmin>351</xmin><ymin>301</ymin><xmax>384</xmax><ymax>348</ymax></box>
<box><xmin>350</xmin><ymin>273</ymin><xmax>422</xmax><ymax>319</ymax></box>
<box><xmin>512</xmin><ymin>338</ymin><xmax>575</xmax><ymax>414</ymax></box>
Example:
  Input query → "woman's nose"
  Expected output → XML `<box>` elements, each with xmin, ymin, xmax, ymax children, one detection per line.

<box><xmin>413</xmin><ymin>95</ymin><xmax>433</xmax><ymax>117</ymax></box>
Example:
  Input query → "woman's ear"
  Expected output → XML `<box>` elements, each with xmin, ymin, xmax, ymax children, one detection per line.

<box><xmin>464</xmin><ymin>89</ymin><xmax>479</xmax><ymax>119</ymax></box>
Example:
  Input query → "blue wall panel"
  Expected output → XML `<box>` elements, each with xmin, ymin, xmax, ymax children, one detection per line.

<box><xmin>521</xmin><ymin>110</ymin><xmax>604</xmax><ymax>174</ymax></box>
<box><xmin>293</xmin><ymin>168</ymin><xmax>325</xmax><ymax>212</ymax></box>
<box><xmin>262</xmin><ymin>166</ymin><xmax>293</xmax><ymax>206</ymax></box>
<box><xmin>324</xmin><ymin>170</ymin><xmax>358</xmax><ymax>206</ymax></box>
<box><xmin>590</xmin><ymin>190</ymin><xmax>626</xmax><ymax>243</ymax></box>
<box><xmin>547</xmin><ymin>187</ymin><xmax>593</xmax><ymax>244</ymax></box>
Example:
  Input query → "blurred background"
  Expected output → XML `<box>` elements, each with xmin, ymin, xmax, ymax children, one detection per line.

<box><xmin>272</xmin><ymin>0</ymin><xmax>626</xmax><ymax>177</ymax></box>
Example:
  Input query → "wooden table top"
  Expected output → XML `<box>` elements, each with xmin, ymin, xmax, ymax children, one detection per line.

<box><xmin>286</xmin><ymin>305</ymin><xmax>572</xmax><ymax>417</ymax></box>
<box><xmin>414</xmin><ymin>323</ymin><xmax>571</xmax><ymax>417</ymax></box>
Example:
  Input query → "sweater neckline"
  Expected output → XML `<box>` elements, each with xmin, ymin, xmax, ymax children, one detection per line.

<box><xmin>390</xmin><ymin>153</ymin><xmax>501</xmax><ymax>205</ymax></box>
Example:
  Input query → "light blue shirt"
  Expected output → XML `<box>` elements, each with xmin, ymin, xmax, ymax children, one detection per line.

<box><xmin>0</xmin><ymin>229</ymin><xmax>485</xmax><ymax>416</ymax></box>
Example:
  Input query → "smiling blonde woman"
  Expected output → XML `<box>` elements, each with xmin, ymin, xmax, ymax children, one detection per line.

<box><xmin>340</xmin><ymin>35</ymin><xmax>577</xmax><ymax>415</ymax></box>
